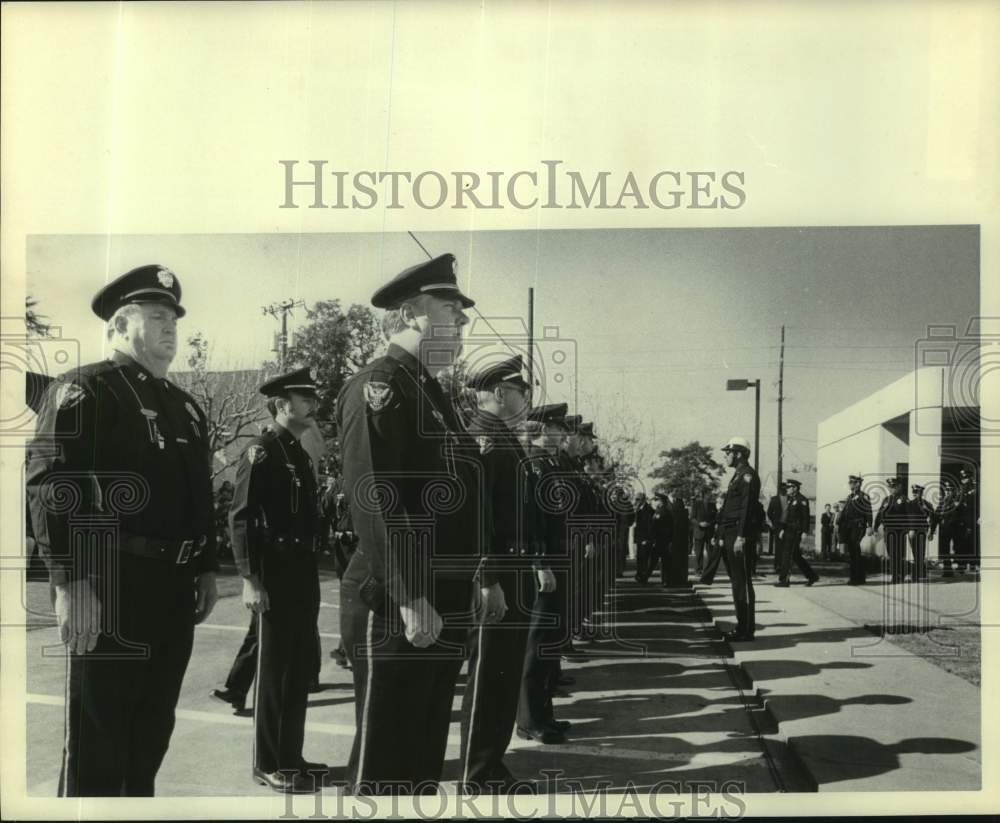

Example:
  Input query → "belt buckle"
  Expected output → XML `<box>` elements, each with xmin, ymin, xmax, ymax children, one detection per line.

<box><xmin>176</xmin><ymin>539</ymin><xmax>194</xmax><ymax>565</ymax></box>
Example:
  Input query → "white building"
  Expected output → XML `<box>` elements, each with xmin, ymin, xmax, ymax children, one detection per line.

<box><xmin>815</xmin><ymin>366</ymin><xmax>979</xmax><ymax>555</ymax></box>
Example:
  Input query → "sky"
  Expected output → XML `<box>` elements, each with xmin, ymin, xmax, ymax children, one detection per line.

<box><xmin>26</xmin><ymin>226</ymin><xmax>979</xmax><ymax>494</ymax></box>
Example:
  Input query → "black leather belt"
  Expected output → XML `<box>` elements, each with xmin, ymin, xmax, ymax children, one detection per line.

<box><xmin>120</xmin><ymin>533</ymin><xmax>206</xmax><ymax>565</ymax></box>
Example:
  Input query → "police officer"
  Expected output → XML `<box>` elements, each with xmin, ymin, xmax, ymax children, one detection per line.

<box><xmin>718</xmin><ymin>437</ymin><xmax>760</xmax><ymax>641</ymax></box>
<box><xmin>932</xmin><ymin>478</ymin><xmax>959</xmax><ymax>577</ymax></box>
<box><xmin>337</xmin><ymin>254</ymin><xmax>488</xmax><ymax>794</ymax></box>
<box><xmin>839</xmin><ymin>475</ymin><xmax>873</xmax><ymax>585</ymax></box>
<box><xmin>907</xmin><ymin>484</ymin><xmax>935</xmax><ymax>582</ymax></box>
<box><xmin>229</xmin><ymin>368</ymin><xmax>326</xmax><ymax>793</ymax></box>
<box><xmin>691</xmin><ymin>492</ymin><xmax>718</xmax><ymax>576</ymax></box>
<box><xmin>775</xmin><ymin>478</ymin><xmax>818</xmax><ymax>587</ymax></box>
<box><xmin>459</xmin><ymin>355</ymin><xmax>537</xmax><ymax>791</ymax></box>
<box><xmin>633</xmin><ymin>493</ymin><xmax>656</xmax><ymax>583</ymax></box>
<box><xmin>26</xmin><ymin>265</ymin><xmax>219</xmax><ymax>796</ymax></box>
<box><xmin>955</xmin><ymin>468</ymin><xmax>980</xmax><ymax>576</ymax></box>
<box><xmin>874</xmin><ymin>477</ymin><xmax>909</xmax><ymax>584</ymax></box>
<box><xmin>517</xmin><ymin>403</ymin><xmax>570</xmax><ymax>744</ymax></box>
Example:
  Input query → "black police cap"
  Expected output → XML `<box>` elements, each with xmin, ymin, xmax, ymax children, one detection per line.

<box><xmin>848</xmin><ymin>474</ymin><xmax>863</xmax><ymax>483</ymax></box>
<box><xmin>465</xmin><ymin>354</ymin><xmax>530</xmax><ymax>391</ymax></box>
<box><xmin>579</xmin><ymin>421</ymin><xmax>595</xmax><ymax>438</ymax></box>
<box><xmin>259</xmin><ymin>367</ymin><xmax>320</xmax><ymax>398</ymax></box>
<box><xmin>91</xmin><ymin>264</ymin><xmax>185</xmax><ymax>321</ymax></box>
<box><xmin>911</xmin><ymin>484</ymin><xmax>925</xmax><ymax>493</ymax></box>
<box><xmin>371</xmin><ymin>253</ymin><xmax>475</xmax><ymax>310</ymax></box>
<box><xmin>527</xmin><ymin>402</ymin><xmax>568</xmax><ymax>424</ymax></box>
<box><xmin>887</xmin><ymin>476</ymin><xmax>901</xmax><ymax>487</ymax></box>
<box><xmin>785</xmin><ymin>478</ymin><xmax>802</xmax><ymax>489</ymax></box>
<box><xmin>564</xmin><ymin>414</ymin><xmax>582</xmax><ymax>433</ymax></box>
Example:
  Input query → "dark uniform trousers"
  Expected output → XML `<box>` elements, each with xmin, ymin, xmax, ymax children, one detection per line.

<box><xmin>844</xmin><ymin>525</ymin><xmax>867</xmax><ymax>583</ymax></box>
<box><xmin>61</xmin><ymin>556</ymin><xmax>197</xmax><ymax>796</ymax></box>
<box><xmin>699</xmin><ymin>539</ymin><xmax>731</xmax><ymax>583</ymax></box>
<box><xmin>777</xmin><ymin>529</ymin><xmax>815</xmax><ymax>582</ymax></box>
<box><xmin>907</xmin><ymin>531</ymin><xmax>928</xmax><ymax>581</ymax></box>
<box><xmin>460</xmin><ymin>568</ymin><xmax>533</xmax><ymax>787</ymax></box>
<box><xmin>722</xmin><ymin>529</ymin><xmax>755</xmax><ymax>637</ymax></box>
<box><xmin>341</xmin><ymin>578</ymin><xmax>468</xmax><ymax>795</ymax></box>
<box><xmin>883</xmin><ymin>529</ymin><xmax>909</xmax><ymax>583</ymax></box>
<box><xmin>253</xmin><ymin>546</ymin><xmax>319</xmax><ymax>774</ymax></box>
<box><xmin>517</xmin><ymin>587</ymin><xmax>561</xmax><ymax>730</ymax></box>
<box><xmin>224</xmin><ymin>613</ymin><xmax>258</xmax><ymax>701</ymax></box>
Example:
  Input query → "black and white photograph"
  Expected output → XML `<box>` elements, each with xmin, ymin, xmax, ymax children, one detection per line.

<box><xmin>2</xmin><ymin>2</ymin><xmax>997</xmax><ymax>820</ymax></box>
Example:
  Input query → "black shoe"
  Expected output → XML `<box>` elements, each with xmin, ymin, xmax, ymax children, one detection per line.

<box><xmin>307</xmin><ymin>680</ymin><xmax>324</xmax><ymax>693</ymax></box>
<box><xmin>723</xmin><ymin>631</ymin><xmax>754</xmax><ymax>642</ymax></box>
<box><xmin>698</xmin><ymin>576</ymin><xmax>713</xmax><ymax>585</ymax></box>
<box><xmin>806</xmin><ymin>577</ymin><xmax>819</xmax><ymax>587</ymax></box>
<box><xmin>550</xmin><ymin>719</ymin><xmax>572</xmax><ymax>732</ymax></box>
<box><xmin>774</xmin><ymin>580</ymin><xmax>790</xmax><ymax>588</ymax></box>
<box><xmin>210</xmin><ymin>688</ymin><xmax>246</xmax><ymax>712</ymax></box>
<box><xmin>516</xmin><ymin>726</ymin><xmax>566</xmax><ymax>744</ymax></box>
<box><xmin>253</xmin><ymin>767</ymin><xmax>320</xmax><ymax>794</ymax></box>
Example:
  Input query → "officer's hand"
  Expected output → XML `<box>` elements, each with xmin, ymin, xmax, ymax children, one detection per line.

<box><xmin>399</xmin><ymin>596</ymin><xmax>443</xmax><ymax>647</ymax></box>
<box><xmin>53</xmin><ymin>580</ymin><xmax>101</xmax><ymax>654</ymax></box>
<box><xmin>733</xmin><ymin>537</ymin><xmax>745</xmax><ymax>556</ymax></box>
<box><xmin>907</xmin><ymin>530</ymin><xmax>916</xmax><ymax>541</ymax></box>
<box><xmin>537</xmin><ymin>568</ymin><xmax>557</xmax><ymax>593</ymax></box>
<box><xmin>242</xmin><ymin>577</ymin><xmax>270</xmax><ymax>614</ymax></box>
<box><xmin>195</xmin><ymin>572</ymin><xmax>218</xmax><ymax>624</ymax></box>
<box><xmin>584</xmin><ymin>542</ymin><xmax>595</xmax><ymax>560</ymax></box>
<box><xmin>865</xmin><ymin>527</ymin><xmax>873</xmax><ymax>537</ymax></box>
<box><xmin>475</xmin><ymin>582</ymin><xmax>508</xmax><ymax>624</ymax></box>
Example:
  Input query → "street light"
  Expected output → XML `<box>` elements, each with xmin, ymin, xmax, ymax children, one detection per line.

<box><xmin>726</xmin><ymin>378</ymin><xmax>761</xmax><ymax>474</ymax></box>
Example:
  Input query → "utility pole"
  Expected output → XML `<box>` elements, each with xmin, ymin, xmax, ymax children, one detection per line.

<box><xmin>527</xmin><ymin>287</ymin><xmax>535</xmax><ymax>390</ymax></box>
<box><xmin>777</xmin><ymin>324</ymin><xmax>785</xmax><ymax>488</ymax></box>
<box><xmin>262</xmin><ymin>298</ymin><xmax>305</xmax><ymax>371</ymax></box>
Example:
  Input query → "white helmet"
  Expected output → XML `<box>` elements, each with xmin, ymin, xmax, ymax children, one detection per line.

<box><xmin>722</xmin><ymin>436</ymin><xmax>751</xmax><ymax>454</ymax></box>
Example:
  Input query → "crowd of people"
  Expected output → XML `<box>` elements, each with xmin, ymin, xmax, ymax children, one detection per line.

<box><xmin>24</xmin><ymin>256</ymin><xmax>981</xmax><ymax>799</ymax></box>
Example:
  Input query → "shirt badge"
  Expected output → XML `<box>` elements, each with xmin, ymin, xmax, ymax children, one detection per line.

<box><xmin>157</xmin><ymin>268</ymin><xmax>175</xmax><ymax>288</ymax></box>
<box><xmin>364</xmin><ymin>381</ymin><xmax>393</xmax><ymax>412</ymax></box>
<box><xmin>247</xmin><ymin>445</ymin><xmax>267</xmax><ymax>465</ymax></box>
<box><xmin>55</xmin><ymin>382</ymin><xmax>86</xmax><ymax>409</ymax></box>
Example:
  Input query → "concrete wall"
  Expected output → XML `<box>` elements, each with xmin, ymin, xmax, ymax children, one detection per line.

<box><xmin>815</xmin><ymin>367</ymin><xmax>946</xmax><ymax>555</ymax></box>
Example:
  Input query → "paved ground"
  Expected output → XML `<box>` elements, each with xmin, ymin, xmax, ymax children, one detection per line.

<box><xmin>22</xmin><ymin>551</ymin><xmax>981</xmax><ymax>796</ymax></box>
<box><xmin>696</xmin><ymin>556</ymin><xmax>982</xmax><ymax>792</ymax></box>
<box><xmin>25</xmin><ymin>564</ymin><xmax>809</xmax><ymax>797</ymax></box>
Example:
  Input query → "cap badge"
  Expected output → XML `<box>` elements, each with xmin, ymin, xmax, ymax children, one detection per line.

<box><xmin>364</xmin><ymin>381</ymin><xmax>393</xmax><ymax>412</ymax></box>
<box><xmin>247</xmin><ymin>444</ymin><xmax>267</xmax><ymax>465</ymax></box>
<box><xmin>157</xmin><ymin>268</ymin><xmax>174</xmax><ymax>288</ymax></box>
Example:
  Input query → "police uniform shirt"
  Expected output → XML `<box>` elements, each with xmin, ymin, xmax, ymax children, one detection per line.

<box><xmin>874</xmin><ymin>490</ymin><xmax>909</xmax><ymax>531</ymax></box>
<box><xmin>785</xmin><ymin>491</ymin><xmax>811</xmax><ymax>533</ymax></box>
<box><xmin>523</xmin><ymin>444</ymin><xmax>566</xmax><ymax>558</ymax></box>
<box><xmin>720</xmin><ymin>465</ymin><xmax>762</xmax><ymax>536</ymax></box>
<box><xmin>907</xmin><ymin>496</ymin><xmax>936</xmax><ymax>532</ymax></box>
<box><xmin>229</xmin><ymin>424</ymin><xmax>319</xmax><ymax>578</ymax></box>
<box><xmin>27</xmin><ymin>350</ymin><xmax>218</xmax><ymax>584</ymax></box>
<box><xmin>335</xmin><ymin>343</ymin><xmax>480</xmax><ymax>610</ymax></box>
<box><xmin>466</xmin><ymin>407</ymin><xmax>539</xmax><ymax>577</ymax></box>
<box><xmin>840</xmin><ymin>489</ymin><xmax>873</xmax><ymax>535</ymax></box>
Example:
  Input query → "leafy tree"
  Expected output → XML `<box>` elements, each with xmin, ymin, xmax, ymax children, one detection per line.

<box><xmin>26</xmin><ymin>296</ymin><xmax>51</xmax><ymax>337</ymax></box>
<box><xmin>284</xmin><ymin>300</ymin><xmax>382</xmax><ymax>425</ymax></box>
<box><xmin>649</xmin><ymin>440</ymin><xmax>724</xmax><ymax>502</ymax></box>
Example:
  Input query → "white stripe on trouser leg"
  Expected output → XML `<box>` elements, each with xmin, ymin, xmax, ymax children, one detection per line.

<box><xmin>462</xmin><ymin>623</ymin><xmax>486</xmax><ymax>784</ymax></box>
<box><xmin>252</xmin><ymin>615</ymin><xmax>262</xmax><ymax>770</ymax></box>
<box><xmin>60</xmin><ymin>653</ymin><xmax>70</xmax><ymax>796</ymax></box>
<box><xmin>355</xmin><ymin>610</ymin><xmax>375</xmax><ymax>784</ymax></box>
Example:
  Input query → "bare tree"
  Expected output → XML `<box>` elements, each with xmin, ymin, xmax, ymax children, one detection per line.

<box><xmin>579</xmin><ymin>389</ymin><xmax>655</xmax><ymax>484</ymax></box>
<box><xmin>173</xmin><ymin>332</ymin><xmax>274</xmax><ymax>480</ymax></box>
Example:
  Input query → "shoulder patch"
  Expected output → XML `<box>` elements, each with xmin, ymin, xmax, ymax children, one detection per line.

<box><xmin>55</xmin><ymin>382</ymin><xmax>87</xmax><ymax>410</ymax></box>
<box><xmin>364</xmin><ymin>381</ymin><xmax>393</xmax><ymax>412</ymax></box>
<box><xmin>246</xmin><ymin>444</ymin><xmax>267</xmax><ymax>465</ymax></box>
<box><xmin>477</xmin><ymin>435</ymin><xmax>494</xmax><ymax>455</ymax></box>
<box><xmin>742</xmin><ymin>472</ymin><xmax>754</xmax><ymax>483</ymax></box>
